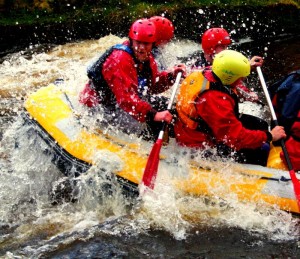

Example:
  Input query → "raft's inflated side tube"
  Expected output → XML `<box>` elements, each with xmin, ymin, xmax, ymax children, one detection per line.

<box><xmin>267</xmin><ymin>144</ymin><xmax>288</xmax><ymax>170</ymax></box>
<box><xmin>22</xmin><ymin>111</ymin><xmax>140</xmax><ymax>199</ymax></box>
<box><xmin>23</xmin><ymin>83</ymin><xmax>300</xmax><ymax>214</ymax></box>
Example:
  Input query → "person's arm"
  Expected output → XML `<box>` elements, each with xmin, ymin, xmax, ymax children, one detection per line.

<box><xmin>236</xmin><ymin>81</ymin><xmax>259</xmax><ymax>102</ymax></box>
<box><xmin>149</xmin><ymin>55</ymin><xmax>186</xmax><ymax>94</ymax></box>
<box><xmin>197</xmin><ymin>91</ymin><xmax>281</xmax><ymax>150</ymax></box>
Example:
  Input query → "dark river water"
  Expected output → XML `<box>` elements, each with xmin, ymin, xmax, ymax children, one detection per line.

<box><xmin>0</xmin><ymin>32</ymin><xmax>300</xmax><ymax>258</ymax></box>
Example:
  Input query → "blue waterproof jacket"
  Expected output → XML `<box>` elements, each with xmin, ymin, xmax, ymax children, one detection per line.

<box><xmin>271</xmin><ymin>70</ymin><xmax>300</xmax><ymax>132</ymax></box>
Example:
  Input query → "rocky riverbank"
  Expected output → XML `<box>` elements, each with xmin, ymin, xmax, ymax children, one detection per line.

<box><xmin>0</xmin><ymin>4</ymin><xmax>299</xmax><ymax>59</ymax></box>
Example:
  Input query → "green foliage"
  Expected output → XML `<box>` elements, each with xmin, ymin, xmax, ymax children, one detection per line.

<box><xmin>0</xmin><ymin>0</ymin><xmax>299</xmax><ymax>26</ymax></box>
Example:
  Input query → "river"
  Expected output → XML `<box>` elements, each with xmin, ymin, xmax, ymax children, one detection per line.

<box><xmin>0</xmin><ymin>33</ymin><xmax>300</xmax><ymax>258</ymax></box>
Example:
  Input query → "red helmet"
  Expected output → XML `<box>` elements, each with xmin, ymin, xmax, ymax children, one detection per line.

<box><xmin>129</xmin><ymin>19</ymin><xmax>156</xmax><ymax>43</ymax></box>
<box><xmin>149</xmin><ymin>16</ymin><xmax>174</xmax><ymax>46</ymax></box>
<box><xmin>201</xmin><ymin>28</ymin><xmax>231</xmax><ymax>55</ymax></box>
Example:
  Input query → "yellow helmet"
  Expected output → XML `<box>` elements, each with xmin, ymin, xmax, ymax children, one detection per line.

<box><xmin>212</xmin><ymin>50</ymin><xmax>250</xmax><ymax>85</ymax></box>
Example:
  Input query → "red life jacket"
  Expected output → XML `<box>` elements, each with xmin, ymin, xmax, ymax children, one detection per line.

<box><xmin>280</xmin><ymin>110</ymin><xmax>300</xmax><ymax>171</ymax></box>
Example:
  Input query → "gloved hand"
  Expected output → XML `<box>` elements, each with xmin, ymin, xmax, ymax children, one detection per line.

<box><xmin>270</xmin><ymin>126</ymin><xmax>286</xmax><ymax>142</ymax></box>
<box><xmin>154</xmin><ymin>110</ymin><xmax>173</xmax><ymax>123</ymax></box>
<box><xmin>171</xmin><ymin>64</ymin><xmax>187</xmax><ymax>79</ymax></box>
<box><xmin>250</xmin><ymin>56</ymin><xmax>264</xmax><ymax>70</ymax></box>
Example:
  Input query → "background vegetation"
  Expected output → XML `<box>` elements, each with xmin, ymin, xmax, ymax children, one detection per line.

<box><xmin>0</xmin><ymin>0</ymin><xmax>299</xmax><ymax>26</ymax></box>
<box><xmin>0</xmin><ymin>0</ymin><xmax>299</xmax><ymax>59</ymax></box>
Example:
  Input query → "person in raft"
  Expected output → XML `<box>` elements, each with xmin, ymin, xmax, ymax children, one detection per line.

<box><xmin>191</xmin><ymin>27</ymin><xmax>264</xmax><ymax>103</ymax></box>
<box><xmin>174</xmin><ymin>49</ymin><xmax>286</xmax><ymax>166</ymax></box>
<box><xmin>268</xmin><ymin>69</ymin><xmax>300</xmax><ymax>170</ymax></box>
<box><xmin>149</xmin><ymin>15</ymin><xmax>175</xmax><ymax>71</ymax></box>
<box><xmin>79</xmin><ymin>18</ymin><xmax>186</xmax><ymax>140</ymax></box>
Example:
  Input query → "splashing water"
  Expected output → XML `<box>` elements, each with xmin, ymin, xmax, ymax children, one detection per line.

<box><xmin>0</xmin><ymin>34</ymin><xmax>300</xmax><ymax>257</ymax></box>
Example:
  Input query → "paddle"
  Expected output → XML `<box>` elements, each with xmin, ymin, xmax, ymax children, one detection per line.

<box><xmin>141</xmin><ymin>72</ymin><xmax>182</xmax><ymax>189</ymax></box>
<box><xmin>257</xmin><ymin>66</ymin><xmax>300</xmax><ymax>209</ymax></box>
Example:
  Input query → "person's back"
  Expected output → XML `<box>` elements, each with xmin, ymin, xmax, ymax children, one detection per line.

<box><xmin>270</xmin><ymin>70</ymin><xmax>300</xmax><ymax>133</ymax></box>
<box><xmin>269</xmin><ymin>70</ymin><xmax>300</xmax><ymax>170</ymax></box>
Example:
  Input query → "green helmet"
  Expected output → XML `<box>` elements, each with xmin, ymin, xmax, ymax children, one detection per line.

<box><xmin>212</xmin><ymin>50</ymin><xmax>250</xmax><ymax>85</ymax></box>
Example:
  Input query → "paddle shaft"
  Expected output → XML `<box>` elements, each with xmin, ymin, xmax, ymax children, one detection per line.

<box><xmin>157</xmin><ymin>72</ymin><xmax>182</xmax><ymax>140</ymax></box>
<box><xmin>257</xmin><ymin>66</ymin><xmax>300</xmax><ymax>208</ymax></box>
<box><xmin>142</xmin><ymin>72</ymin><xmax>182</xmax><ymax>188</ymax></box>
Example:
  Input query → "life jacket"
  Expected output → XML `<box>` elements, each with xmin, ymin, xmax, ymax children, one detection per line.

<box><xmin>87</xmin><ymin>43</ymin><xmax>133</xmax><ymax>85</ymax></box>
<box><xmin>176</xmin><ymin>70</ymin><xmax>210</xmax><ymax>130</ymax></box>
<box><xmin>280</xmin><ymin>110</ymin><xmax>300</xmax><ymax>171</ymax></box>
<box><xmin>176</xmin><ymin>69</ymin><xmax>239</xmax><ymax>131</ymax></box>
<box><xmin>87</xmin><ymin>44</ymin><xmax>134</xmax><ymax>104</ymax></box>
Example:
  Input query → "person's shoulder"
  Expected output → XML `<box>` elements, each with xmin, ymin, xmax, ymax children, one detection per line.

<box><xmin>107</xmin><ymin>46</ymin><xmax>134</xmax><ymax>64</ymax></box>
<box><xmin>273</xmin><ymin>72</ymin><xmax>299</xmax><ymax>95</ymax></box>
<box><xmin>198</xmin><ymin>90</ymin><xmax>232</xmax><ymax>111</ymax></box>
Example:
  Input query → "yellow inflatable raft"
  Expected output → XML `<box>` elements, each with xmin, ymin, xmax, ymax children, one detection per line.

<box><xmin>23</xmin><ymin>79</ymin><xmax>300</xmax><ymax>215</ymax></box>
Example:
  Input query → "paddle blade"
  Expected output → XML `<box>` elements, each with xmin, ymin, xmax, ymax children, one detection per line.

<box><xmin>142</xmin><ymin>139</ymin><xmax>163</xmax><ymax>189</ymax></box>
<box><xmin>288</xmin><ymin>169</ymin><xmax>300</xmax><ymax>210</ymax></box>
